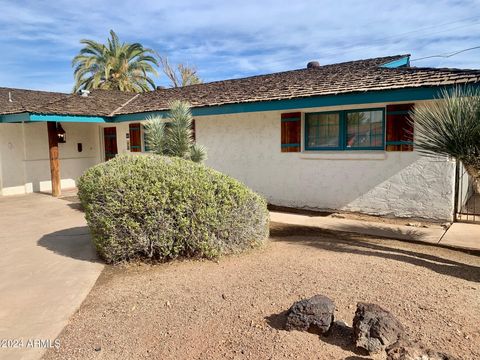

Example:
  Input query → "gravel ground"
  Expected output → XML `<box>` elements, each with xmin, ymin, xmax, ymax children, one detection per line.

<box><xmin>44</xmin><ymin>223</ymin><xmax>480</xmax><ymax>360</ymax></box>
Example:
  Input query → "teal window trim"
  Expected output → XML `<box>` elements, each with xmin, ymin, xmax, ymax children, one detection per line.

<box><xmin>281</xmin><ymin>117</ymin><xmax>301</xmax><ymax>123</ymax></box>
<box><xmin>385</xmin><ymin>141</ymin><xmax>413</xmax><ymax>146</ymax></box>
<box><xmin>344</xmin><ymin>108</ymin><xmax>385</xmax><ymax>151</ymax></box>
<box><xmin>305</xmin><ymin>107</ymin><xmax>385</xmax><ymax>151</ymax></box>
<box><xmin>386</xmin><ymin>110</ymin><xmax>410</xmax><ymax>115</ymax></box>
<box><xmin>281</xmin><ymin>143</ymin><xmax>300</xmax><ymax>148</ymax></box>
<box><xmin>304</xmin><ymin>111</ymin><xmax>343</xmax><ymax>151</ymax></box>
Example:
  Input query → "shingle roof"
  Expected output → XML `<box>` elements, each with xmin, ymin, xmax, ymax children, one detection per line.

<box><xmin>2</xmin><ymin>55</ymin><xmax>480</xmax><ymax>117</ymax></box>
<box><xmin>0</xmin><ymin>87</ymin><xmax>68</xmax><ymax>115</ymax></box>
<box><xmin>35</xmin><ymin>89</ymin><xmax>138</xmax><ymax>116</ymax></box>
<box><xmin>114</xmin><ymin>55</ymin><xmax>480</xmax><ymax>115</ymax></box>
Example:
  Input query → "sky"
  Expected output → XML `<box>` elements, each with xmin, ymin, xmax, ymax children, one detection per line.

<box><xmin>0</xmin><ymin>0</ymin><xmax>479</xmax><ymax>92</ymax></box>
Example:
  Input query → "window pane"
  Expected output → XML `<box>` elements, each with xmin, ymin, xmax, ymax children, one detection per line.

<box><xmin>346</xmin><ymin>110</ymin><xmax>383</xmax><ymax>149</ymax></box>
<box><xmin>306</xmin><ymin>113</ymin><xmax>340</xmax><ymax>148</ymax></box>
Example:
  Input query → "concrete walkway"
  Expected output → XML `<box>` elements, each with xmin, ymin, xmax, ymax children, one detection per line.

<box><xmin>270</xmin><ymin>211</ymin><xmax>480</xmax><ymax>251</ymax></box>
<box><xmin>0</xmin><ymin>193</ymin><xmax>103</xmax><ymax>360</ymax></box>
<box><xmin>441</xmin><ymin>222</ymin><xmax>480</xmax><ymax>251</ymax></box>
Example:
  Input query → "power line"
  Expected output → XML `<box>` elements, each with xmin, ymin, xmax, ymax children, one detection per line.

<box><xmin>411</xmin><ymin>46</ymin><xmax>480</xmax><ymax>61</ymax></box>
<box><xmin>305</xmin><ymin>15</ymin><xmax>480</xmax><ymax>58</ymax></box>
<box><xmin>269</xmin><ymin>15</ymin><xmax>480</xmax><ymax>66</ymax></box>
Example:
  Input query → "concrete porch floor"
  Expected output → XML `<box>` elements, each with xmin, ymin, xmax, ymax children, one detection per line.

<box><xmin>0</xmin><ymin>193</ymin><xmax>104</xmax><ymax>360</ymax></box>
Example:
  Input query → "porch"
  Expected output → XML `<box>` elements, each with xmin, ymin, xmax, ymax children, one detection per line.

<box><xmin>0</xmin><ymin>120</ymin><xmax>142</xmax><ymax>197</ymax></box>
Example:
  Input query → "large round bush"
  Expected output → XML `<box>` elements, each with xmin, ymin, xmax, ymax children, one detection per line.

<box><xmin>77</xmin><ymin>154</ymin><xmax>269</xmax><ymax>263</ymax></box>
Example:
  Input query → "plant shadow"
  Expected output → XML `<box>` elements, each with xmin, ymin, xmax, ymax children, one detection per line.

<box><xmin>270</xmin><ymin>222</ymin><xmax>480</xmax><ymax>283</ymax></box>
<box><xmin>37</xmin><ymin>226</ymin><xmax>101</xmax><ymax>263</ymax></box>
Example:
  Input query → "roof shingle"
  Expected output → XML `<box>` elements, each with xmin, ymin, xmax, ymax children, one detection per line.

<box><xmin>114</xmin><ymin>55</ymin><xmax>480</xmax><ymax>115</ymax></box>
<box><xmin>0</xmin><ymin>87</ymin><xmax>68</xmax><ymax>115</ymax></box>
<box><xmin>2</xmin><ymin>55</ymin><xmax>480</xmax><ymax>118</ymax></box>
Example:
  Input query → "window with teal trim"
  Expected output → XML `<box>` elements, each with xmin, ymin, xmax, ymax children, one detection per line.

<box><xmin>306</xmin><ymin>113</ymin><xmax>340</xmax><ymax>149</ymax></box>
<box><xmin>305</xmin><ymin>108</ymin><xmax>385</xmax><ymax>151</ymax></box>
<box><xmin>346</xmin><ymin>110</ymin><xmax>384</xmax><ymax>149</ymax></box>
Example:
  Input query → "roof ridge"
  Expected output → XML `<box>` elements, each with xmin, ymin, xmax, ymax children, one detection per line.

<box><xmin>109</xmin><ymin>93</ymin><xmax>141</xmax><ymax>117</ymax></box>
<box><xmin>150</xmin><ymin>54</ymin><xmax>409</xmax><ymax>92</ymax></box>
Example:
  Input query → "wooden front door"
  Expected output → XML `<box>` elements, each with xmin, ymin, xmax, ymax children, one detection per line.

<box><xmin>103</xmin><ymin>127</ymin><xmax>118</xmax><ymax>161</ymax></box>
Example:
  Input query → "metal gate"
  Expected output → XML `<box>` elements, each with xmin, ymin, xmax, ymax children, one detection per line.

<box><xmin>455</xmin><ymin>162</ymin><xmax>480</xmax><ymax>222</ymax></box>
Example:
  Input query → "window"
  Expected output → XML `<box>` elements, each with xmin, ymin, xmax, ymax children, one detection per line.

<box><xmin>386</xmin><ymin>104</ymin><xmax>414</xmax><ymax>151</ymax></box>
<box><xmin>346</xmin><ymin>110</ymin><xmax>384</xmax><ymax>149</ymax></box>
<box><xmin>305</xmin><ymin>112</ymin><xmax>340</xmax><ymax>149</ymax></box>
<box><xmin>305</xmin><ymin>108</ymin><xmax>385</xmax><ymax>151</ymax></box>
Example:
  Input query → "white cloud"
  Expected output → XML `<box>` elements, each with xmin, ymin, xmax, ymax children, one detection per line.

<box><xmin>0</xmin><ymin>0</ymin><xmax>478</xmax><ymax>91</ymax></box>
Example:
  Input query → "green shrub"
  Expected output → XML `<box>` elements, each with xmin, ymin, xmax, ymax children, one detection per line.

<box><xmin>77</xmin><ymin>154</ymin><xmax>269</xmax><ymax>263</ymax></box>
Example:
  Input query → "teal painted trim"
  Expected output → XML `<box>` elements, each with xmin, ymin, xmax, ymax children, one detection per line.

<box><xmin>281</xmin><ymin>117</ymin><xmax>301</xmax><ymax>122</ymax></box>
<box><xmin>281</xmin><ymin>143</ymin><xmax>300</xmax><ymax>148</ymax></box>
<box><xmin>344</xmin><ymin>108</ymin><xmax>385</xmax><ymax>151</ymax></box>
<box><xmin>381</xmin><ymin>56</ymin><xmax>410</xmax><ymax>68</ymax></box>
<box><xmin>29</xmin><ymin>114</ymin><xmax>107</xmax><ymax>123</ymax></box>
<box><xmin>113</xmin><ymin>86</ymin><xmax>479</xmax><ymax>122</ymax></box>
<box><xmin>386</xmin><ymin>141</ymin><xmax>413</xmax><ymax>145</ymax></box>
<box><xmin>0</xmin><ymin>112</ymin><xmax>30</xmax><ymax>123</ymax></box>
<box><xmin>304</xmin><ymin>111</ymin><xmax>345</xmax><ymax>151</ymax></box>
<box><xmin>386</xmin><ymin>110</ymin><xmax>410</xmax><ymax>115</ymax></box>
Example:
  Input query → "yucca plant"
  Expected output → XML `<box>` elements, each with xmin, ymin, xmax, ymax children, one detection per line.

<box><xmin>412</xmin><ymin>86</ymin><xmax>480</xmax><ymax>192</ymax></box>
<box><xmin>144</xmin><ymin>100</ymin><xmax>207</xmax><ymax>163</ymax></box>
<box><xmin>72</xmin><ymin>30</ymin><xmax>158</xmax><ymax>92</ymax></box>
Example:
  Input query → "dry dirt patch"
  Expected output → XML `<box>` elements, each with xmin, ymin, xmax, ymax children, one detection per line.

<box><xmin>44</xmin><ymin>223</ymin><xmax>480</xmax><ymax>359</ymax></box>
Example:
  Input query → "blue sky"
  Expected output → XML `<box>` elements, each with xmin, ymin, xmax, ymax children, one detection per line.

<box><xmin>0</xmin><ymin>0</ymin><xmax>479</xmax><ymax>92</ymax></box>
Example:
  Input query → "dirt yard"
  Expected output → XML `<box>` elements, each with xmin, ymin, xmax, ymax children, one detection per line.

<box><xmin>44</xmin><ymin>223</ymin><xmax>480</xmax><ymax>360</ymax></box>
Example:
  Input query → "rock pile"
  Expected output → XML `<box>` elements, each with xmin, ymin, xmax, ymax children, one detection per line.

<box><xmin>284</xmin><ymin>295</ymin><xmax>457</xmax><ymax>359</ymax></box>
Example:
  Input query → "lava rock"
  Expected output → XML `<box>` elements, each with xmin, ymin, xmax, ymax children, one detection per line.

<box><xmin>353</xmin><ymin>302</ymin><xmax>405</xmax><ymax>353</ymax></box>
<box><xmin>386</xmin><ymin>340</ymin><xmax>459</xmax><ymax>360</ymax></box>
<box><xmin>285</xmin><ymin>295</ymin><xmax>335</xmax><ymax>333</ymax></box>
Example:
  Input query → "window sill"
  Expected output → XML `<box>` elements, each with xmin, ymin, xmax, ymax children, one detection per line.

<box><xmin>299</xmin><ymin>151</ymin><xmax>387</xmax><ymax>160</ymax></box>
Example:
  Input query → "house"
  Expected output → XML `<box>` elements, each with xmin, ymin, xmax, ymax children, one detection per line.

<box><xmin>1</xmin><ymin>54</ymin><xmax>479</xmax><ymax>220</ymax></box>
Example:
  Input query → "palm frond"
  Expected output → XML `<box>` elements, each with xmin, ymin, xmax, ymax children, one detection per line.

<box><xmin>71</xmin><ymin>30</ymin><xmax>158</xmax><ymax>92</ymax></box>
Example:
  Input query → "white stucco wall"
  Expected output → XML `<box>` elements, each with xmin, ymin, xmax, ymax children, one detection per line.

<box><xmin>0</xmin><ymin>122</ymin><xmax>101</xmax><ymax>195</ymax></box>
<box><xmin>194</xmin><ymin>103</ymin><xmax>456</xmax><ymax>220</ymax></box>
<box><xmin>0</xmin><ymin>100</ymin><xmax>457</xmax><ymax>220</ymax></box>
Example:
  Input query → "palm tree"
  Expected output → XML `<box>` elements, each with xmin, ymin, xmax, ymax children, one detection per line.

<box><xmin>160</xmin><ymin>56</ymin><xmax>202</xmax><ymax>87</ymax></box>
<box><xmin>412</xmin><ymin>86</ymin><xmax>480</xmax><ymax>191</ymax></box>
<box><xmin>72</xmin><ymin>30</ymin><xmax>158</xmax><ymax>92</ymax></box>
<box><xmin>144</xmin><ymin>100</ymin><xmax>207</xmax><ymax>163</ymax></box>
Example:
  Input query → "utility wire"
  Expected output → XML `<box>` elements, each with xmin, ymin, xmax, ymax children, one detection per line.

<box><xmin>270</xmin><ymin>15</ymin><xmax>480</xmax><ymax>66</ymax></box>
<box><xmin>411</xmin><ymin>46</ymin><xmax>480</xmax><ymax>61</ymax></box>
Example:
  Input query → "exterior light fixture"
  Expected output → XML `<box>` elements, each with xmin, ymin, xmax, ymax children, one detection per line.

<box><xmin>56</xmin><ymin>123</ymin><xmax>66</xmax><ymax>143</ymax></box>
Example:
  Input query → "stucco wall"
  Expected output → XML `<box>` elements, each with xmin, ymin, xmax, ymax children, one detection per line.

<box><xmin>194</xmin><ymin>103</ymin><xmax>456</xmax><ymax>220</ymax></box>
<box><xmin>0</xmin><ymin>122</ymin><xmax>101</xmax><ymax>195</ymax></box>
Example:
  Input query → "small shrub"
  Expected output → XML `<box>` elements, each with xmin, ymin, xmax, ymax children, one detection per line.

<box><xmin>77</xmin><ymin>154</ymin><xmax>269</xmax><ymax>263</ymax></box>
